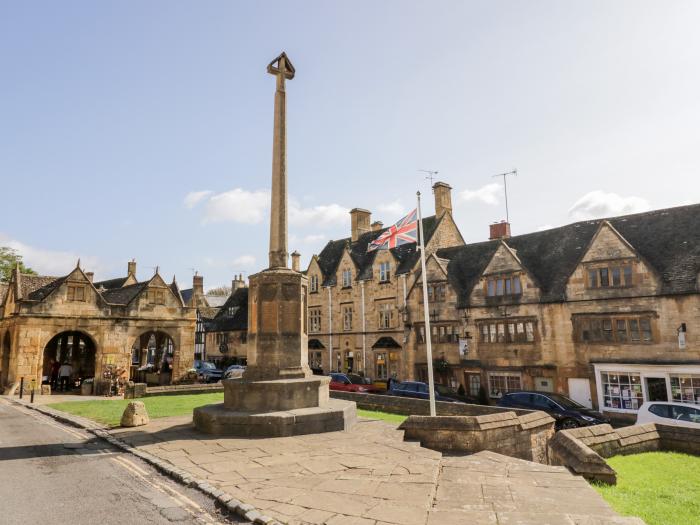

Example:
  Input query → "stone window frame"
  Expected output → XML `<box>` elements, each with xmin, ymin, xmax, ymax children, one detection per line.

<box><xmin>485</xmin><ymin>273</ymin><xmax>522</xmax><ymax>298</ymax></box>
<box><xmin>377</xmin><ymin>302</ymin><xmax>394</xmax><ymax>330</ymax></box>
<box><xmin>585</xmin><ymin>261</ymin><xmax>634</xmax><ymax>289</ymax></box>
<box><xmin>341</xmin><ymin>268</ymin><xmax>353</xmax><ymax>289</ymax></box>
<box><xmin>478</xmin><ymin>318</ymin><xmax>537</xmax><ymax>344</ymax></box>
<box><xmin>67</xmin><ymin>285</ymin><xmax>86</xmax><ymax>302</ymax></box>
<box><xmin>416</xmin><ymin>323</ymin><xmax>459</xmax><ymax>344</ymax></box>
<box><xmin>308</xmin><ymin>307</ymin><xmax>322</xmax><ymax>333</ymax></box>
<box><xmin>487</xmin><ymin>371</ymin><xmax>522</xmax><ymax>398</ymax></box>
<box><xmin>342</xmin><ymin>304</ymin><xmax>353</xmax><ymax>331</ymax></box>
<box><xmin>574</xmin><ymin>314</ymin><xmax>654</xmax><ymax>344</ymax></box>
<box><xmin>424</xmin><ymin>282</ymin><xmax>447</xmax><ymax>303</ymax></box>
<box><xmin>309</xmin><ymin>275</ymin><xmax>319</xmax><ymax>293</ymax></box>
<box><xmin>378</xmin><ymin>261</ymin><xmax>391</xmax><ymax>283</ymax></box>
<box><xmin>147</xmin><ymin>289</ymin><xmax>166</xmax><ymax>305</ymax></box>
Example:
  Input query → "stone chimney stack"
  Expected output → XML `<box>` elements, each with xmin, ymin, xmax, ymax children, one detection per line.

<box><xmin>127</xmin><ymin>259</ymin><xmax>137</xmax><ymax>277</ymax></box>
<box><xmin>232</xmin><ymin>274</ymin><xmax>245</xmax><ymax>291</ymax></box>
<box><xmin>489</xmin><ymin>221</ymin><xmax>511</xmax><ymax>240</ymax></box>
<box><xmin>433</xmin><ymin>181</ymin><xmax>453</xmax><ymax>217</ymax></box>
<box><xmin>371</xmin><ymin>221</ymin><xmax>384</xmax><ymax>232</ymax></box>
<box><xmin>193</xmin><ymin>272</ymin><xmax>204</xmax><ymax>295</ymax></box>
<box><xmin>86</xmin><ymin>272</ymin><xmax>94</xmax><ymax>283</ymax></box>
<box><xmin>350</xmin><ymin>208</ymin><xmax>372</xmax><ymax>242</ymax></box>
<box><xmin>291</xmin><ymin>251</ymin><xmax>301</xmax><ymax>272</ymax></box>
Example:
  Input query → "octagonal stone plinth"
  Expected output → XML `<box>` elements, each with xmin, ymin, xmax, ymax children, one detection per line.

<box><xmin>193</xmin><ymin>399</ymin><xmax>356</xmax><ymax>437</ymax></box>
<box><xmin>223</xmin><ymin>376</ymin><xmax>330</xmax><ymax>412</ymax></box>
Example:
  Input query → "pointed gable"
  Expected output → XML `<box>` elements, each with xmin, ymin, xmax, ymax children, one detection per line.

<box><xmin>581</xmin><ymin>221</ymin><xmax>636</xmax><ymax>263</ymax></box>
<box><xmin>482</xmin><ymin>242</ymin><xmax>524</xmax><ymax>276</ymax></box>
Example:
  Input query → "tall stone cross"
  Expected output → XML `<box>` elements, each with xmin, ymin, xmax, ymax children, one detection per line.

<box><xmin>267</xmin><ymin>52</ymin><xmax>295</xmax><ymax>269</ymax></box>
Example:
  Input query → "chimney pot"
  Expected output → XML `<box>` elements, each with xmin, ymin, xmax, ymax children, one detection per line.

<box><xmin>291</xmin><ymin>250</ymin><xmax>301</xmax><ymax>272</ymax></box>
<box><xmin>350</xmin><ymin>208</ymin><xmax>372</xmax><ymax>242</ymax></box>
<box><xmin>232</xmin><ymin>275</ymin><xmax>245</xmax><ymax>291</ymax></box>
<box><xmin>489</xmin><ymin>221</ymin><xmax>511</xmax><ymax>240</ymax></box>
<box><xmin>433</xmin><ymin>181</ymin><xmax>453</xmax><ymax>217</ymax></box>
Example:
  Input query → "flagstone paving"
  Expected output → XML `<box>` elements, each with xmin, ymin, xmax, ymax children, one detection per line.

<box><xmin>110</xmin><ymin>416</ymin><xmax>644</xmax><ymax>525</ymax></box>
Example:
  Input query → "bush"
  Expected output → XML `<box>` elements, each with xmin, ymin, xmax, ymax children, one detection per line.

<box><xmin>478</xmin><ymin>385</ymin><xmax>490</xmax><ymax>405</ymax></box>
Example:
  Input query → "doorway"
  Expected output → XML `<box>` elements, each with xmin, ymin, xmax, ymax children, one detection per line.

<box><xmin>568</xmin><ymin>378</ymin><xmax>593</xmax><ymax>408</ymax></box>
<box><xmin>645</xmin><ymin>377</ymin><xmax>668</xmax><ymax>402</ymax></box>
<box><xmin>1</xmin><ymin>332</ymin><xmax>10</xmax><ymax>387</ymax></box>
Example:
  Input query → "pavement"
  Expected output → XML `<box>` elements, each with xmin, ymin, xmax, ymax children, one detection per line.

<box><xmin>0</xmin><ymin>398</ymin><xmax>245</xmax><ymax>525</ymax></box>
<box><xmin>109</xmin><ymin>415</ymin><xmax>645</xmax><ymax>525</ymax></box>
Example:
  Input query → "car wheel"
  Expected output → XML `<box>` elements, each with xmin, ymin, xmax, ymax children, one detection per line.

<box><xmin>559</xmin><ymin>418</ymin><xmax>578</xmax><ymax>430</ymax></box>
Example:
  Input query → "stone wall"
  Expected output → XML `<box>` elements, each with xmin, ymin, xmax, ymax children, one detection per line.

<box><xmin>549</xmin><ymin>422</ymin><xmax>700</xmax><ymax>484</ymax></box>
<box><xmin>399</xmin><ymin>411</ymin><xmax>555</xmax><ymax>463</ymax></box>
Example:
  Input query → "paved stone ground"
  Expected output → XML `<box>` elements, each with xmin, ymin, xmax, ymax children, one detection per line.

<box><xmin>111</xmin><ymin>416</ymin><xmax>643</xmax><ymax>525</ymax></box>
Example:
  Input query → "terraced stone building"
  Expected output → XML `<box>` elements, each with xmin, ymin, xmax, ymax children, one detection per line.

<box><xmin>0</xmin><ymin>260</ymin><xmax>196</xmax><ymax>393</ymax></box>
<box><xmin>406</xmin><ymin>204</ymin><xmax>700</xmax><ymax>422</ymax></box>
<box><xmin>304</xmin><ymin>182</ymin><xmax>465</xmax><ymax>379</ymax></box>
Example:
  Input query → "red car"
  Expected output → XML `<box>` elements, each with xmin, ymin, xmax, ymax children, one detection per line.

<box><xmin>329</xmin><ymin>373</ymin><xmax>377</xmax><ymax>393</ymax></box>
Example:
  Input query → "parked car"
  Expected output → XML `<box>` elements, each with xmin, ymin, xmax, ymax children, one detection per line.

<box><xmin>388</xmin><ymin>381</ymin><xmax>462</xmax><ymax>403</ymax></box>
<box><xmin>329</xmin><ymin>373</ymin><xmax>378</xmax><ymax>393</ymax></box>
<box><xmin>194</xmin><ymin>360</ymin><xmax>223</xmax><ymax>383</ymax></box>
<box><xmin>497</xmin><ymin>391</ymin><xmax>609</xmax><ymax>429</ymax></box>
<box><xmin>636</xmin><ymin>401</ymin><xmax>700</xmax><ymax>429</ymax></box>
<box><xmin>223</xmin><ymin>364</ymin><xmax>246</xmax><ymax>379</ymax></box>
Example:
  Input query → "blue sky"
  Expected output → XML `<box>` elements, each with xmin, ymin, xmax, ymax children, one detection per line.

<box><xmin>2</xmin><ymin>1</ymin><xmax>700</xmax><ymax>289</ymax></box>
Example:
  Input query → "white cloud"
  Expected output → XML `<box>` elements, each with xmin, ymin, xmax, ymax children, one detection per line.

<box><xmin>0</xmin><ymin>235</ymin><xmax>105</xmax><ymax>276</ymax></box>
<box><xmin>458</xmin><ymin>183</ymin><xmax>502</xmax><ymax>205</ymax></box>
<box><xmin>302</xmin><ymin>234</ymin><xmax>326</xmax><ymax>244</ymax></box>
<box><xmin>568</xmin><ymin>191</ymin><xmax>651</xmax><ymax>221</ymax></box>
<box><xmin>378</xmin><ymin>200</ymin><xmax>406</xmax><ymax>216</ymax></box>
<box><xmin>232</xmin><ymin>255</ymin><xmax>256</xmax><ymax>268</ymax></box>
<box><xmin>289</xmin><ymin>202</ymin><xmax>348</xmax><ymax>228</ymax></box>
<box><xmin>201</xmin><ymin>188</ymin><xmax>270</xmax><ymax>224</ymax></box>
<box><xmin>183</xmin><ymin>190</ymin><xmax>212</xmax><ymax>209</ymax></box>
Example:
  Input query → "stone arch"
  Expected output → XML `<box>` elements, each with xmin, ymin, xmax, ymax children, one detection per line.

<box><xmin>130</xmin><ymin>330</ymin><xmax>177</xmax><ymax>386</ymax></box>
<box><xmin>1</xmin><ymin>331</ymin><xmax>11</xmax><ymax>387</ymax></box>
<box><xmin>42</xmin><ymin>330</ymin><xmax>98</xmax><ymax>391</ymax></box>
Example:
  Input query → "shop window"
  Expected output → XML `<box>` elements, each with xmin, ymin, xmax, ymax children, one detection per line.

<box><xmin>670</xmin><ymin>374</ymin><xmax>700</xmax><ymax>405</ymax></box>
<box><xmin>488</xmin><ymin>372</ymin><xmax>521</xmax><ymax>398</ymax></box>
<box><xmin>601</xmin><ymin>372</ymin><xmax>643</xmax><ymax>410</ymax></box>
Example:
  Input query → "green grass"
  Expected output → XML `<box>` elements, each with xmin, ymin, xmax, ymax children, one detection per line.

<box><xmin>593</xmin><ymin>451</ymin><xmax>700</xmax><ymax>525</ymax></box>
<box><xmin>48</xmin><ymin>393</ymin><xmax>408</xmax><ymax>428</ymax></box>
<box><xmin>48</xmin><ymin>392</ymin><xmax>225</xmax><ymax>427</ymax></box>
<box><xmin>357</xmin><ymin>409</ymin><xmax>407</xmax><ymax>424</ymax></box>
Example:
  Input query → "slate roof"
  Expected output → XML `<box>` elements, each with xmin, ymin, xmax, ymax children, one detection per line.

<box><xmin>93</xmin><ymin>276</ymin><xmax>130</xmax><ymax>290</ymax></box>
<box><xmin>315</xmin><ymin>216</ymin><xmax>439</xmax><ymax>286</ymax></box>
<box><xmin>100</xmin><ymin>282</ymin><xmax>149</xmax><ymax>305</ymax></box>
<box><xmin>23</xmin><ymin>275</ymin><xmax>65</xmax><ymax>301</ymax></box>
<box><xmin>438</xmin><ymin>203</ymin><xmax>700</xmax><ymax>307</ymax></box>
<box><xmin>181</xmin><ymin>288</ymin><xmax>194</xmax><ymax>305</ymax></box>
<box><xmin>205</xmin><ymin>288</ymin><xmax>248</xmax><ymax>332</ymax></box>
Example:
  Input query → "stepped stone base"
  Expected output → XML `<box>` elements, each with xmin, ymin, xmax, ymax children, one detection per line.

<box><xmin>193</xmin><ymin>398</ymin><xmax>357</xmax><ymax>437</ymax></box>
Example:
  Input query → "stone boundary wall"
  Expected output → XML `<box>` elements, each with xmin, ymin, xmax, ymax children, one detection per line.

<box><xmin>124</xmin><ymin>383</ymin><xmax>225</xmax><ymax>398</ymax></box>
<box><xmin>329</xmin><ymin>390</ymin><xmax>534</xmax><ymax>417</ymax></box>
<box><xmin>399</xmin><ymin>411</ymin><xmax>555</xmax><ymax>463</ymax></box>
<box><xmin>549</xmin><ymin>423</ymin><xmax>700</xmax><ymax>484</ymax></box>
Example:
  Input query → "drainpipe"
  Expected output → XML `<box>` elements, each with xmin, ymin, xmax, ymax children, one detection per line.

<box><xmin>361</xmin><ymin>280</ymin><xmax>367</xmax><ymax>375</ymax></box>
<box><xmin>327</xmin><ymin>286</ymin><xmax>333</xmax><ymax>373</ymax></box>
<box><xmin>402</xmin><ymin>274</ymin><xmax>407</xmax><ymax>307</ymax></box>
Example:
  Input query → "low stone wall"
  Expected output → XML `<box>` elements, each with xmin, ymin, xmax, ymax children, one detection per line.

<box><xmin>549</xmin><ymin>423</ymin><xmax>700</xmax><ymax>484</ymax></box>
<box><xmin>399</xmin><ymin>411</ymin><xmax>555</xmax><ymax>463</ymax></box>
<box><xmin>329</xmin><ymin>390</ymin><xmax>533</xmax><ymax>417</ymax></box>
<box><xmin>143</xmin><ymin>383</ymin><xmax>224</xmax><ymax>397</ymax></box>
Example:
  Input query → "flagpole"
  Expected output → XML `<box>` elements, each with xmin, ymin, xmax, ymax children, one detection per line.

<box><xmin>417</xmin><ymin>191</ymin><xmax>436</xmax><ymax>417</ymax></box>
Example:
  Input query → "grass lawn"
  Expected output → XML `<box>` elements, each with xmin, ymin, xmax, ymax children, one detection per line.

<box><xmin>48</xmin><ymin>392</ymin><xmax>225</xmax><ymax>427</ymax></box>
<box><xmin>593</xmin><ymin>451</ymin><xmax>700</xmax><ymax>525</ymax></box>
<box><xmin>48</xmin><ymin>393</ymin><xmax>408</xmax><ymax>427</ymax></box>
<box><xmin>357</xmin><ymin>409</ymin><xmax>407</xmax><ymax>424</ymax></box>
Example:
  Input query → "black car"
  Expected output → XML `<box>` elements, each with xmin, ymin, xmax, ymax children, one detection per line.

<box><xmin>194</xmin><ymin>360</ymin><xmax>223</xmax><ymax>383</ymax></box>
<box><xmin>497</xmin><ymin>391</ymin><xmax>609</xmax><ymax>429</ymax></box>
<box><xmin>390</xmin><ymin>381</ymin><xmax>462</xmax><ymax>403</ymax></box>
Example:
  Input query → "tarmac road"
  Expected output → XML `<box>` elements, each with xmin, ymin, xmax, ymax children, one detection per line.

<box><xmin>0</xmin><ymin>398</ymin><xmax>246</xmax><ymax>525</ymax></box>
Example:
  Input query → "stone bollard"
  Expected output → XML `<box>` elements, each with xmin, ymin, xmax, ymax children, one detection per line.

<box><xmin>41</xmin><ymin>384</ymin><xmax>51</xmax><ymax>396</ymax></box>
<box><xmin>120</xmin><ymin>401</ymin><xmax>150</xmax><ymax>427</ymax></box>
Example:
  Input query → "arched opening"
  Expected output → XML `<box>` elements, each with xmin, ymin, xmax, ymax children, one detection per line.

<box><xmin>1</xmin><ymin>332</ymin><xmax>11</xmax><ymax>387</ymax></box>
<box><xmin>372</xmin><ymin>337</ymin><xmax>401</xmax><ymax>381</ymax></box>
<box><xmin>308</xmin><ymin>339</ymin><xmax>325</xmax><ymax>374</ymax></box>
<box><xmin>130</xmin><ymin>331</ymin><xmax>175</xmax><ymax>386</ymax></box>
<box><xmin>42</xmin><ymin>331</ymin><xmax>96</xmax><ymax>393</ymax></box>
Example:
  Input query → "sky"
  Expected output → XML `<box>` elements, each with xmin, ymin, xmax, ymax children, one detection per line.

<box><xmin>2</xmin><ymin>1</ymin><xmax>700</xmax><ymax>289</ymax></box>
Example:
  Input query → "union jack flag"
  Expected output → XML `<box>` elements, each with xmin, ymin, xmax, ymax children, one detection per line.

<box><xmin>367</xmin><ymin>209</ymin><xmax>418</xmax><ymax>252</ymax></box>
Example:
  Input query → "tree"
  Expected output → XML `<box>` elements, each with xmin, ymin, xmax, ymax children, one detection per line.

<box><xmin>0</xmin><ymin>247</ymin><xmax>36</xmax><ymax>282</ymax></box>
<box><xmin>207</xmin><ymin>286</ymin><xmax>232</xmax><ymax>297</ymax></box>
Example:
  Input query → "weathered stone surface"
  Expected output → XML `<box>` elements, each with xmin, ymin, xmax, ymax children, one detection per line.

<box><xmin>120</xmin><ymin>401</ymin><xmax>150</xmax><ymax>427</ymax></box>
<box><xmin>223</xmin><ymin>376</ymin><xmax>330</xmax><ymax>412</ymax></box>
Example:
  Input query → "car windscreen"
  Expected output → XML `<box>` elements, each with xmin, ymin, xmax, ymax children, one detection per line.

<box><xmin>347</xmin><ymin>375</ymin><xmax>366</xmax><ymax>385</ymax></box>
<box><xmin>200</xmin><ymin>362</ymin><xmax>216</xmax><ymax>370</ymax></box>
<box><xmin>435</xmin><ymin>385</ymin><xmax>455</xmax><ymax>396</ymax></box>
<box><xmin>547</xmin><ymin>393</ymin><xmax>584</xmax><ymax>409</ymax></box>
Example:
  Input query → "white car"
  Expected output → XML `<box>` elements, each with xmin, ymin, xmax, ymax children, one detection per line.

<box><xmin>635</xmin><ymin>401</ymin><xmax>700</xmax><ymax>429</ymax></box>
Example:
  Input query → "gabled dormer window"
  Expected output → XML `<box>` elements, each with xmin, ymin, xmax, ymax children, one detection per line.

<box><xmin>587</xmin><ymin>264</ymin><xmax>633</xmax><ymax>289</ymax></box>
<box><xmin>486</xmin><ymin>274</ymin><xmax>522</xmax><ymax>297</ymax></box>
<box><xmin>342</xmin><ymin>269</ymin><xmax>352</xmax><ymax>288</ymax></box>
<box><xmin>379</xmin><ymin>262</ymin><xmax>391</xmax><ymax>283</ymax></box>
<box><xmin>309</xmin><ymin>275</ymin><xmax>318</xmax><ymax>293</ymax></box>
<box><xmin>147</xmin><ymin>289</ymin><xmax>165</xmax><ymax>305</ymax></box>
<box><xmin>67</xmin><ymin>285</ymin><xmax>85</xmax><ymax>302</ymax></box>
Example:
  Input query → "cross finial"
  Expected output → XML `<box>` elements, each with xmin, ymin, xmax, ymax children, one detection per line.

<box><xmin>267</xmin><ymin>52</ymin><xmax>295</xmax><ymax>91</ymax></box>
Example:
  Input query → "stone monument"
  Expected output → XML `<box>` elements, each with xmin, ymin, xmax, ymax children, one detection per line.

<box><xmin>194</xmin><ymin>53</ymin><xmax>356</xmax><ymax>437</ymax></box>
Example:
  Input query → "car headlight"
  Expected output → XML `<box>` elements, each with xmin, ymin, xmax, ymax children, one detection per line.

<box><xmin>581</xmin><ymin>415</ymin><xmax>598</xmax><ymax>422</ymax></box>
